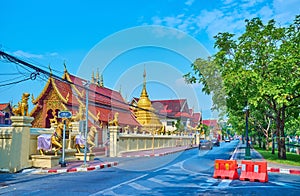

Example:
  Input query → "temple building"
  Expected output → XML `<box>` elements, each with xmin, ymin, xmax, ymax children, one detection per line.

<box><xmin>30</xmin><ymin>67</ymin><xmax>141</xmax><ymax>146</ymax></box>
<box><xmin>131</xmin><ymin>68</ymin><xmax>163</xmax><ymax>133</ymax></box>
<box><xmin>130</xmin><ymin>69</ymin><xmax>202</xmax><ymax>134</ymax></box>
<box><xmin>0</xmin><ymin>103</ymin><xmax>13</xmax><ymax>126</ymax></box>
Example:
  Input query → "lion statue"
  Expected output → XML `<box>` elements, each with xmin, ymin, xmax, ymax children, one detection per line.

<box><xmin>108</xmin><ymin>112</ymin><xmax>119</xmax><ymax>126</ymax></box>
<box><xmin>12</xmin><ymin>93</ymin><xmax>30</xmax><ymax>116</ymax></box>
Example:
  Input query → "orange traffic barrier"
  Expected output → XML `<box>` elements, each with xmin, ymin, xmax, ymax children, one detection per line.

<box><xmin>213</xmin><ymin>159</ymin><xmax>239</xmax><ymax>180</ymax></box>
<box><xmin>239</xmin><ymin>160</ymin><xmax>253</xmax><ymax>181</ymax></box>
<box><xmin>240</xmin><ymin>160</ymin><xmax>268</xmax><ymax>182</ymax></box>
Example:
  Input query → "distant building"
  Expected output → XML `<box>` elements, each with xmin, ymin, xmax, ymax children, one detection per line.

<box><xmin>0</xmin><ymin>103</ymin><xmax>13</xmax><ymax>126</ymax></box>
<box><xmin>202</xmin><ymin>119</ymin><xmax>221</xmax><ymax>139</ymax></box>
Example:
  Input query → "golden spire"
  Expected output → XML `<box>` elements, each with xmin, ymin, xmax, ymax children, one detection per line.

<box><xmin>137</xmin><ymin>66</ymin><xmax>151</xmax><ymax>109</ymax></box>
<box><xmin>100</xmin><ymin>74</ymin><xmax>104</xmax><ymax>87</ymax></box>
<box><xmin>140</xmin><ymin>65</ymin><xmax>149</xmax><ymax>99</ymax></box>
<box><xmin>135</xmin><ymin>66</ymin><xmax>162</xmax><ymax>131</ymax></box>
<box><xmin>91</xmin><ymin>71</ymin><xmax>95</xmax><ymax>84</ymax></box>
<box><xmin>96</xmin><ymin>68</ymin><xmax>100</xmax><ymax>86</ymax></box>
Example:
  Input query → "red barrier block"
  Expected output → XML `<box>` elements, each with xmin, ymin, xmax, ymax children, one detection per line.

<box><xmin>251</xmin><ymin>161</ymin><xmax>268</xmax><ymax>182</ymax></box>
<box><xmin>239</xmin><ymin>160</ymin><xmax>253</xmax><ymax>181</ymax></box>
<box><xmin>213</xmin><ymin>159</ymin><xmax>239</xmax><ymax>180</ymax></box>
<box><xmin>290</xmin><ymin>169</ymin><xmax>300</xmax><ymax>175</ymax></box>
<box><xmin>240</xmin><ymin>160</ymin><xmax>268</xmax><ymax>183</ymax></box>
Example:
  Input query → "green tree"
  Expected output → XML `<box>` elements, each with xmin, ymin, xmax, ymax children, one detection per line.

<box><xmin>185</xmin><ymin>15</ymin><xmax>300</xmax><ymax>159</ymax></box>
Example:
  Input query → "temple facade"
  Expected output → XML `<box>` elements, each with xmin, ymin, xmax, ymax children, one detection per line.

<box><xmin>30</xmin><ymin>68</ymin><xmax>141</xmax><ymax>147</ymax></box>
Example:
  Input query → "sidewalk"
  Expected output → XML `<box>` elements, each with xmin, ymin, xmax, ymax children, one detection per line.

<box><xmin>29</xmin><ymin>145</ymin><xmax>196</xmax><ymax>174</ymax></box>
<box><xmin>28</xmin><ymin>143</ymin><xmax>300</xmax><ymax>175</ymax></box>
<box><xmin>232</xmin><ymin>142</ymin><xmax>300</xmax><ymax>175</ymax></box>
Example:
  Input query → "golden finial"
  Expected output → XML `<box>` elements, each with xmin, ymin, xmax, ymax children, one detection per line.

<box><xmin>143</xmin><ymin>64</ymin><xmax>146</xmax><ymax>86</ymax></box>
<box><xmin>100</xmin><ymin>74</ymin><xmax>104</xmax><ymax>87</ymax></box>
<box><xmin>64</xmin><ymin>61</ymin><xmax>67</xmax><ymax>72</ymax></box>
<box><xmin>48</xmin><ymin>64</ymin><xmax>52</xmax><ymax>75</ymax></box>
<box><xmin>65</xmin><ymin>92</ymin><xmax>69</xmax><ymax>102</ymax></box>
<box><xmin>96</xmin><ymin>68</ymin><xmax>100</xmax><ymax>84</ymax></box>
<box><xmin>91</xmin><ymin>71</ymin><xmax>95</xmax><ymax>84</ymax></box>
<box><xmin>31</xmin><ymin>94</ymin><xmax>35</xmax><ymax>104</ymax></box>
<box><xmin>97</xmin><ymin>111</ymin><xmax>101</xmax><ymax>119</ymax></box>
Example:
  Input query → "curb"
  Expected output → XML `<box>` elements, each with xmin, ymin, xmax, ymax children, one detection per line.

<box><xmin>267</xmin><ymin>167</ymin><xmax>300</xmax><ymax>175</ymax></box>
<box><xmin>232</xmin><ymin>143</ymin><xmax>300</xmax><ymax>176</ymax></box>
<box><xmin>32</xmin><ymin>161</ymin><xmax>118</xmax><ymax>174</ymax></box>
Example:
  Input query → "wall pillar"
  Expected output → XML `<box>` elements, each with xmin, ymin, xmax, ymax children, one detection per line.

<box><xmin>196</xmin><ymin>133</ymin><xmax>200</xmax><ymax>146</ymax></box>
<box><xmin>10</xmin><ymin>116</ymin><xmax>34</xmax><ymax>172</ymax></box>
<box><xmin>109</xmin><ymin>126</ymin><xmax>119</xmax><ymax>157</ymax></box>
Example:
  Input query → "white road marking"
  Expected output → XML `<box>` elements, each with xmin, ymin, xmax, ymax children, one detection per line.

<box><xmin>217</xmin><ymin>179</ymin><xmax>232</xmax><ymax>188</ymax></box>
<box><xmin>148</xmin><ymin>177</ymin><xmax>200</xmax><ymax>188</ymax></box>
<box><xmin>128</xmin><ymin>182</ymin><xmax>151</xmax><ymax>191</ymax></box>
<box><xmin>90</xmin><ymin>174</ymin><xmax>149</xmax><ymax>196</ymax></box>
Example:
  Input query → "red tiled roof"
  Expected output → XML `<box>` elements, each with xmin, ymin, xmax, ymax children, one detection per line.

<box><xmin>174</xmin><ymin>112</ymin><xmax>192</xmax><ymax>118</ymax></box>
<box><xmin>65</xmin><ymin>73</ymin><xmax>140</xmax><ymax>127</ymax></box>
<box><xmin>202</xmin><ymin>119</ymin><xmax>218</xmax><ymax>127</ymax></box>
<box><xmin>87</xmin><ymin>105</ymin><xmax>141</xmax><ymax>127</ymax></box>
<box><xmin>151</xmin><ymin>99</ymin><xmax>190</xmax><ymax>117</ymax></box>
<box><xmin>0</xmin><ymin>103</ymin><xmax>9</xmax><ymax>111</ymax></box>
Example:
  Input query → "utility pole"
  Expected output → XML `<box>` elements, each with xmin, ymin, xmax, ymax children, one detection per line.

<box><xmin>83</xmin><ymin>81</ymin><xmax>90</xmax><ymax>167</ymax></box>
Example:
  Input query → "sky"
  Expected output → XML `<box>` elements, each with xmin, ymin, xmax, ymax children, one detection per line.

<box><xmin>0</xmin><ymin>0</ymin><xmax>299</xmax><ymax>119</ymax></box>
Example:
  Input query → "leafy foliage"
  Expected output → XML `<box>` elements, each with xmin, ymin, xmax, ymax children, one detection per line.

<box><xmin>185</xmin><ymin>15</ymin><xmax>300</xmax><ymax>160</ymax></box>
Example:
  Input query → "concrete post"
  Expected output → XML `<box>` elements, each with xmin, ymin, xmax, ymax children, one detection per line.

<box><xmin>196</xmin><ymin>133</ymin><xmax>200</xmax><ymax>146</ymax></box>
<box><xmin>109</xmin><ymin>126</ymin><xmax>119</xmax><ymax>157</ymax></box>
<box><xmin>10</xmin><ymin>116</ymin><xmax>34</xmax><ymax>172</ymax></box>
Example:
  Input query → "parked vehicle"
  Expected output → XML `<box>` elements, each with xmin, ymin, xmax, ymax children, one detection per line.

<box><xmin>212</xmin><ymin>139</ymin><xmax>220</xmax><ymax>146</ymax></box>
<box><xmin>224</xmin><ymin>137</ymin><xmax>230</xmax><ymax>143</ymax></box>
<box><xmin>199</xmin><ymin>140</ymin><xmax>213</xmax><ymax>150</ymax></box>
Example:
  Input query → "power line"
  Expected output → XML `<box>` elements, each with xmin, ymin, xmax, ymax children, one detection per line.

<box><xmin>0</xmin><ymin>50</ymin><xmax>184</xmax><ymax>120</ymax></box>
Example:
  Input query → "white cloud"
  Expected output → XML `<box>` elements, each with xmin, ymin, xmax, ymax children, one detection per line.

<box><xmin>13</xmin><ymin>50</ymin><xmax>43</xmax><ymax>59</ymax></box>
<box><xmin>148</xmin><ymin>0</ymin><xmax>299</xmax><ymax>41</ymax></box>
<box><xmin>49</xmin><ymin>52</ymin><xmax>59</xmax><ymax>56</ymax></box>
<box><xmin>185</xmin><ymin>0</ymin><xmax>195</xmax><ymax>6</ymax></box>
<box><xmin>272</xmin><ymin>0</ymin><xmax>299</xmax><ymax>25</ymax></box>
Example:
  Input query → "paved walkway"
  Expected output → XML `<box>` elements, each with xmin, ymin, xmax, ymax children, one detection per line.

<box><xmin>27</xmin><ymin>142</ymin><xmax>300</xmax><ymax>175</ymax></box>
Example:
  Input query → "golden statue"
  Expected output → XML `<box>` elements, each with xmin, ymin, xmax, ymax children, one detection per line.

<box><xmin>71</xmin><ymin>104</ymin><xmax>85</xmax><ymax>122</ymax></box>
<box><xmin>75</xmin><ymin>126</ymin><xmax>97</xmax><ymax>153</ymax></box>
<box><xmin>49</xmin><ymin>111</ymin><xmax>58</xmax><ymax>125</ymax></box>
<box><xmin>154</xmin><ymin>126</ymin><xmax>166</xmax><ymax>135</ymax></box>
<box><xmin>51</xmin><ymin>123</ymin><xmax>64</xmax><ymax>155</ymax></box>
<box><xmin>87</xmin><ymin>126</ymin><xmax>97</xmax><ymax>153</ymax></box>
<box><xmin>12</xmin><ymin>93</ymin><xmax>30</xmax><ymax>116</ymax></box>
<box><xmin>108</xmin><ymin>112</ymin><xmax>119</xmax><ymax>126</ymax></box>
<box><xmin>39</xmin><ymin>122</ymin><xmax>63</xmax><ymax>156</ymax></box>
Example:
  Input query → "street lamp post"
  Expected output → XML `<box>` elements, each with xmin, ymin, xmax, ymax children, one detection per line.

<box><xmin>243</xmin><ymin>105</ymin><xmax>251</xmax><ymax>160</ymax></box>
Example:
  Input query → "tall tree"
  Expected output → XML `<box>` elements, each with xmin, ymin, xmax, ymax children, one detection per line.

<box><xmin>185</xmin><ymin>15</ymin><xmax>300</xmax><ymax>159</ymax></box>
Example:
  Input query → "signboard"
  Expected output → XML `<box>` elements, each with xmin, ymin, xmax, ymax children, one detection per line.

<box><xmin>58</xmin><ymin>111</ymin><xmax>73</xmax><ymax>118</ymax></box>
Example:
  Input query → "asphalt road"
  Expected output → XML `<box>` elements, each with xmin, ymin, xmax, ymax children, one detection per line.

<box><xmin>1</xmin><ymin>140</ymin><xmax>300</xmax><ymax>195</ymax></box>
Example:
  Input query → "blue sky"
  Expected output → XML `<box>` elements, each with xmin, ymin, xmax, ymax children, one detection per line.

<box><xmin>0</xmin><ymin>0</ymin><xmax>299</xmax><ymax>119</ymax></box>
